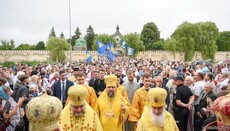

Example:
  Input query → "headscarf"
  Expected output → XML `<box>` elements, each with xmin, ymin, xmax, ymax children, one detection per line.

<box><xmin>0</xmin><ymin>86</ymin><xmax>9</xmax><ymax>100</ymax></box>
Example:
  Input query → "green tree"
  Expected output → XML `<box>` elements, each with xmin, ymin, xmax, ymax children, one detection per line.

<box><xmin>171</xmin><ymin>22</ymin><xmax>201</xmax><ymax>61</ymax></box>
<box><xmin>70</xmin><ymin>27</ymin><xmax>81</xmax><ymax>48</ymax></box>
<box><xmin>46</xmin><ymin>37</ymin><xmax>70</xmax><ymax>61</ymax></box>
<box><xmin>85</xmin><ymin>25</ymin><xmax>95</xmax><ymax>50</ymax></box>
<box><xmin>35</xmin><ymin>41</ymin><xmax>46</xmax><ymax>50</ymax></box>
<box><xmin>196</xmin><ymin>22</ymin><xmax>218</xmax><ymax>61</ymax></box>
<box><xmin>140</xmin><ymin>22</ymin><xmax>160</xmax><ymax>50</ymax></box>
<box><xmin>92</xmin><ymin>34</ymin><xmax>117</xmax><ymax>50</ymax></box>
<box><xmin>150</xmin><ymin>40</ymin><xmax>165</xmax><ymax>50</ymax></box>
<box><xmin>60</xmin><ymin>32</ymin><xmax>65</xmax><ymax>39</ymax></box>
<box><xmin>0</xmin><ymin>39</ymin><xmax>15</xmax><ymax>50</ymax></box>
<box><xmin>164</xmin><ymin>38</ymin><xmax>179</xmax><ymax>59</ymax></box>
<box><xmin>216</xmin><ymin>31</ymin><xmax>230</xmax><ymax>51</ymax></box>
<box><xmin>15</xmin><ymin>44</ymin><xmax>35</xmax><ymax>50</ymax></box>
<box><xmin>49</xmin><ymin>27</ymin><xmax>56</xmax><ymax>38</ymax></box>
<box><xmin>123</xmin><ymin>33</ymin><xmax>145</xmax><ymax>56</ymax></box>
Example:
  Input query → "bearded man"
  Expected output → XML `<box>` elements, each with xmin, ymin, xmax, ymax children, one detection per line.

<box><xmin>95</xmin><ymin>75</ymin><xmax>130</xmax><ymax>131</ymax></box>
<box><xmin>137</xmin><ymin>88</ymin><xmax>179</xmax><ymax>131</ymax></box>
<box><xmin>60</xmin><ymin>85</ymin><xmax>103</xmax><ymax>131</ymax></box>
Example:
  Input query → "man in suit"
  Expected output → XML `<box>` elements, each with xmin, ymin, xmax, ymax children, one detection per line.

<box><xmin>194</xmin><ymin>82</ymin><xmax>217</xmax><ymax>131</ymax></box>
<box><xmin>53</xmin><ymin>70</ymin><xmax>74</xmax><ymax>107</ymax></box>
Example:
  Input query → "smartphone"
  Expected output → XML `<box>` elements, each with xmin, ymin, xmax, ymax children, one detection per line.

<box><xmin>3</xmin><ymin>101</ymin><xmax>11</xmax><ymax>114</ymax></box>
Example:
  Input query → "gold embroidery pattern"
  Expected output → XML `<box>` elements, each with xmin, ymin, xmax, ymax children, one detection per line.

<box><xmin>62</xmin><ymin>108</ymin><xmax>97</xmax><ymax>131</ymax></box>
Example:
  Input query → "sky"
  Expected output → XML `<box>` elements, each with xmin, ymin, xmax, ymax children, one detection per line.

<box><xmin>0</xmin><ymin>0</ymin><xmax>230</xmax><ymax>46</ymax></box>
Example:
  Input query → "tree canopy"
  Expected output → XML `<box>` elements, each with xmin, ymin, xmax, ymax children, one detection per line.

<box><xmin>15</xmin><ymin>44</ymin><xmax>35</xmax><ymax>50</ymax></box>
<box><xmin>0</xmin><ymin>39</ymin><xmax>15</xmax><ymax>50</ymax></box>
<box><xmin>140</xmin><ymin>22</ymin><xmax>160</xmax><ymax>50</ymax></box>
<box><xmin>49</xmin><ymin>27</ymin><xmax>56</xmax><ymax>38</ymax></box>
<box><xmin>164</xmin><ymin>21</ymin><xmax>219</xmax><ymax>62</ymax></box>
<box><xmin>35</xmin><ymin>41</ymin><xmax>45</xmax><ymax>50</ymax></box>
<box><xmin>124</xmin><ymin>33</ymin><xmax>145</xmax><ymax>56</ymax></box>
<box><xmin>85</xmin><ymin>25</ymin><xmax>95</xmax><ymax>50</ymax></box>
<box><xmin>216</xmin><ymin>31</ymin><xmax>230</xmax><ymax>51</ymax></box>
<box><xmin>46</xmin><ymin>37</ymin><xmax>70</xmax><ymax>61</ymax></box>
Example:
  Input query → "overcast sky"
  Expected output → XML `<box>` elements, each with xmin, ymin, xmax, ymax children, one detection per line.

<box><xmin>0</xmin><ymin>0</ymin><xmax>229</xmax><ymax>46</ymax></box>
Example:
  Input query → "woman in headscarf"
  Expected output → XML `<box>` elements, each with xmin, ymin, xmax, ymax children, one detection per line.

<box><xmin>0</xmin><ymin>85</ymin><xmax>25</xmax><ymax>131</ymax></box>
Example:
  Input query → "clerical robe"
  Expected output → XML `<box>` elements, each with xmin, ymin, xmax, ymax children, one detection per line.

<box><xmin>137</xmin><ymin>105</ymin><xmax>179</xmax><ymax>131</ymax></box>
<box><xmin>60</xmin><ymin>103</ymin><xmax>103</xmax><ymax>131</ymax></box>
<box><xmin>129</xmin><ymin>86</ymin><xmax>149</xmax><ymax>122</ymax></box>
<box><xmin>117</xmin><ymin>85</ymin><xmax>130</xmax><ymax>104</ymax></box>
<box><xmin>94</xmin><ymin>90</ymin><xmax>130</xmax><ymax>131</ymax></box>
<box><xmin>65</xmin><ymin>85</ymin><xmax>97</xmax><ymax>109</ymax></box>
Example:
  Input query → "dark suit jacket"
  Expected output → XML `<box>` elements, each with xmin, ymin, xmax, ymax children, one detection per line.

<box><xmin>53</xmin><ymin>79</ymin><xmax>73</xmax><ymax>101</ymax></box>
<box><xmin>198</xmin><ymin>91</ymin><xmax>217</xmax><ymax>111</ymax></box>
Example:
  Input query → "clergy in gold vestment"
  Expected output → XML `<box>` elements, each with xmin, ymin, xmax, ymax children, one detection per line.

<box><xmin>95</xmin><ymin>75</ymin><xmax>130</xmax><ymax>131</ymax></box>
<box><xmin>60</xmin><ymin>86</ymin><xmax>103</xmax><ymax>131</ymax></box>
<box><xmin>65</xmin><ymin>71</ymin><xmax>97</xmax><ymax>109</ymax></box>
<box><xmin>129</xmin><ymin>73</ymin><xmax>152</xmax><ymax>130</ymax></box>
<box><xmin>137</xmin><ymin>88</ymin><xmax>179</xmax><ymax>131</ymax></box>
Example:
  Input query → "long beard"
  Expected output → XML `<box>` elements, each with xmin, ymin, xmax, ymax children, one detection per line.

<box><xmin>150</xmin><ymin>109</ymin><xmax>165</xmax><ymax>127</ymax></box>
<box><xmin>73</xmin><ymin>110</ymin><xmax>86</xmax><ymax>118</ymax></box>
<box><xmin>108</xmin><ymin>91</ymin><xmax>115</xmax><ymax>98</ymax></box>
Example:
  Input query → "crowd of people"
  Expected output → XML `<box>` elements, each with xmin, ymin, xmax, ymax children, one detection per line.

<box><xmin>0</xmin><ymin>57</ymin><xmax>229</xmax><ymax>131</ymax></box>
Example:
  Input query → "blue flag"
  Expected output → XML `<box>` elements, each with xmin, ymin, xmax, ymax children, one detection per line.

<box><xmin>119</xmin><ymin>39</ymin><xmax>128</xmax><ymax>48</ymax></box>
<box><xmin>86</xmin><ymin>50</ymin><xmax>92</xmax><ymax>63</ymax></box>
<box><xmin>96</xmin><ymin>40</ymin><xmax>107</xmax><ymax>57</ymax></box>
<box><xmin>107</xmin><ymin>41</ymin><xmax>115</xmax><ymax>54</ymax></box>
<box><xmin>107</xmin><ymin>49</ymin><xmax>115</xmax><ymax>62</ymax></box>
<box><xmin>127</xmin><ymin>47</ymin><xmax>134</xmax><ymax>56</ymax></box>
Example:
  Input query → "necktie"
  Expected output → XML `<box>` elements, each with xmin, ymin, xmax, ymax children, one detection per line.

<box><xmin>62</xmin><ymin>81</ymin><xmax>65</xmax><ymax>101</ymax></box>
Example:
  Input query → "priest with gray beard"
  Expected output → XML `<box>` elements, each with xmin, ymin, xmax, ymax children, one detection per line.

<box><xmin>122</xmin><ymin>70</ymin><xmax>140</xmax><ymax>131</ymax></box>
<box><xmin>137</xmin><ymin>88</ymin><xmax>179</xmax><ymax>131</ymax></box>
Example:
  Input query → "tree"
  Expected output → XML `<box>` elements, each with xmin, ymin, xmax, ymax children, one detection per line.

<box><xmin>165</xmin><ymin>21</ymin><xmax>218</xmax><ymax>62</ymax></box>
<box><xmin>69</xmin><ymin>27</ymin><xmax>82</xmax><ymax>48</ymax></box>
<box><xmin>49</xmin><ymin>27</ymin><xmax>56</xmax><ymax>38</ymax></box>
<box><xmin>15</xmin><ymin>44</ymin><xmax>35</xmax><ymax>50</ymax></box>
<box><xmin>46</xmin><ymin>37</ymin><xmax>70</xmax><ymax>61</ymax></box>
<box><xmin>60</xmin><ymin>32</ymin><xmax>65</xmax><ymax>39</ymax></box>
<box><xmin>196</xmin><ymin>22</ymin><xmax>218</xmax><ymax>61</ymax></box>
<box><xmin>164</xmin><ymin>38</ymin><xmax>179</xmax><ymax>59</ymax></box>
<box><xmin>150</xmin><ymin>40</ymin><xmax>165</xmax><ymax>50</ymax></box>
<box><xmin>85</xmin><ymin>25</ymin><xmax>95</xmax><ymax>50</ymax></box>
<box><xmin>0</xmin><ymin>39</ymin><xmax>15</xmax><ymax>50</ymax></box>
<box><xmin>216</xmin><ymin>31</ymin><xmax>230</xmax><ymax>51</ymax></box>
<box><xmin>140</xmin><ymin>22</ymin><xmax>160</xmax><ymax>50</ymax></box>
<box><xmin>35</xmin><ymin>41</ymin><xmax>46</xmax><ymax>50</ymax></box>
<box><xmin>92</xmin><ymin>34</ymin><xmax>116</xmax><ymax>50</ymax></box>
<box><xmin>170</xmin><ymin>22</ymin><xmax>201</xmax><ymax>61</ymax></box>
<box><xmin>123</xmin><ymin>33</ymin><xmax>145</xmax><ymax>56</ymax></box>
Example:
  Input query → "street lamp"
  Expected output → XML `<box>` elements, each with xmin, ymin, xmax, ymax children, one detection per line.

<box><xmin>69</xmin><ymin>0</ymin><xmax>72</xmax><ymax>63</ymax></box>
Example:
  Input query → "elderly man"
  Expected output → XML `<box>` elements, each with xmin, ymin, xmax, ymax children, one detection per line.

<box><xmin>137</xmin><ymin>88</ymin><xmax>179</xmax><ymax>131</ymax></box>
<box><xmin>194</xmin><ymin>83</ymin><xmax>217</xmax><ymax>131</ymax></box>
<box><xmin>95</xmin><ymin>75</ymin><xmax>130</xmax><ymax>131</ymax></box>
<box><xmin>205</xmin><ymin>85</ymin><xmax>230</xmax><ymax>131</ymax></box>
<box><xmin>60</xmin><ymin>85</ymin><xmax>103</xmax><ymax>131</ymax></box>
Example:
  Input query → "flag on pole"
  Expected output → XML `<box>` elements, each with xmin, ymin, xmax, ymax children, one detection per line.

<box><xmin>96</xmin><ymin>40</ymin><xmax>106</xmax><ymax>57</ymax></box>
<box><xmin>119</xmin><ymin>39</ymin><xmax>128</xmax><ymax>48</ymax></box>
<box><xmin>127</xmin><ymin>47</ymin><xmax>134</xmax><ymax>56</ymax></box>
<box><xmin>86</xmin><ymin>50</ymin><xmax>92</xmax><ymax>63</ymax></box>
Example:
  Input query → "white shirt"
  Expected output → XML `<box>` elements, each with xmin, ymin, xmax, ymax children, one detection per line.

<box><xmin>194</xmin><ymin>80</ymin><xmax>205</xmax><ymax>105</ymax></box>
